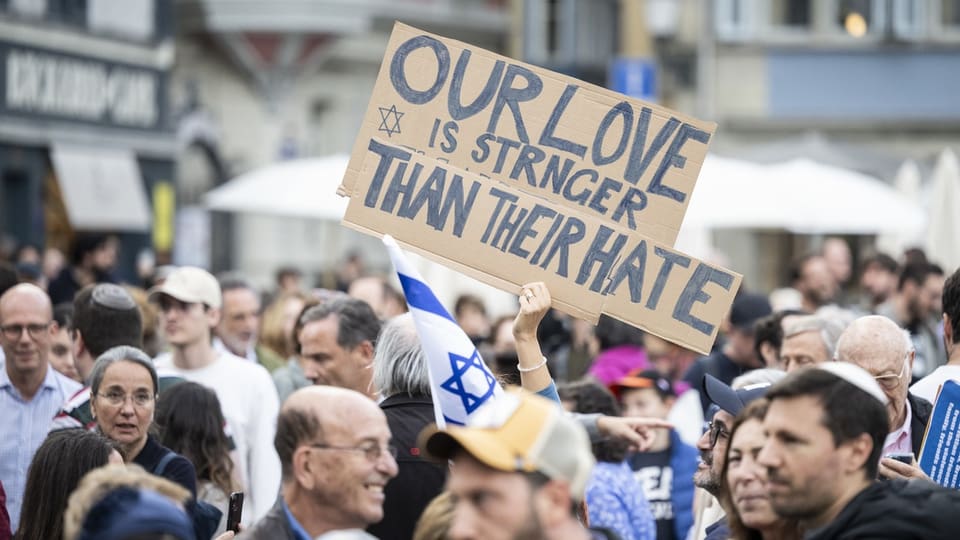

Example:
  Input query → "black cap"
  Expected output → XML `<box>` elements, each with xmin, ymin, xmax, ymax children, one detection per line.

<box><xmin>729</xmin><ymin>292</ymin><xmax>772</xmax><ymax>330</ymax></box>
<box><xmin>703</xmin><ymin>374</ymin><xmax>771</xmax><ymax>416</ymax></box>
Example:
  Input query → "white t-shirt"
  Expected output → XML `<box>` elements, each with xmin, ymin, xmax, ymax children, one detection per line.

<box><xmin>910</xmin><ymin>365</ymin><xmax>960</xmax><ymax>405</ymax></box>
<box><xmin>155</xmin><ymin>351</ymin><xmax>281</xmax><ymax>522</ymax></box>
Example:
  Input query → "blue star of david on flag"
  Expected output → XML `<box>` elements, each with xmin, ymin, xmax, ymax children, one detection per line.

<box><xmin>383</xmin><ymin>235</ymin><xmax>503</xmax><ymax>428</ymax></box>
<box><xmin>440</xmin><ymin>350</ymin><xmax>498</xmax><ymax>414</ymax></box>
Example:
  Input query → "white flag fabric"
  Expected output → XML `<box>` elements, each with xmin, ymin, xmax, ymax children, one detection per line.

<box><xmin>383</xmin><ymin>235</ymin><xmax>502</xmax><ymax>428</ymax></box>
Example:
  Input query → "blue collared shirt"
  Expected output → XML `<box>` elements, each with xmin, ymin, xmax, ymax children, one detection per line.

<box><xmin>281</xmin><ymin>499</ymin><xmax>313</xmax><ymax>540</ymax></box>
<box><xmin>0</xmin><ymin>364</ymin><xmax>82</xmax><ymax>530</ymax></box>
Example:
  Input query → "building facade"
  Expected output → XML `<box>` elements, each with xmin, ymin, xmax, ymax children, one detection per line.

<box><xmin>172</xmin><ymin>0</ymin><xmax>511</xmax><ymax>290</ymax></box>
<box><xmin>0</xmin><ymin>0</ymin><xmax>176</xmax><ymax>281</ymax></box>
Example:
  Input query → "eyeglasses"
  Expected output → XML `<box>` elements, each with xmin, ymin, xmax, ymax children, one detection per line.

<box><xmin>707</xmin><ymin>420</ymin><xmax>730</xmax><ymax>449</ymax></box>
<box><xmin>873</xmin><ymin>358</ymin><xmax>910</xmax><ymax>390</ymax></box>
<box><xmin>309</xmin><ymin>442</ymin><xmax>398</xmax><ymax>462</ymax></box>
<box><xmin>0</xmin><ymin>323</ymin><xmax>50</xmax><ymax>341</ymax></box>
<box><xmin>97</xmin><ymin>391</ymin><xmax>156</xmax><ymax>408</ymax></box>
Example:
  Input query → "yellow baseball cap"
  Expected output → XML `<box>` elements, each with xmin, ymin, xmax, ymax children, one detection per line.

<box><xmin>419</xmin><ymin>388</ymin><xmax>595</xmax><ymax>501</ymax></box>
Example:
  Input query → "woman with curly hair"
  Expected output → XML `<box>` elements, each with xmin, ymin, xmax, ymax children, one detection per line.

<box><xmin>720</xmin><ymin>399</ymin><xmax>801</xmax><ymax>540</ymax></box>
<box><xmin>155</xmin><ymin>381</ymin><xmax>239</xmax><ymax>536</ymax></box>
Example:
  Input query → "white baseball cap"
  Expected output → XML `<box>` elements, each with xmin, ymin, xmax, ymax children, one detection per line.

<box><xmin>148</xmin><ymin>266</ymin><xmax>221</xmax><ymax>309</ymax></box>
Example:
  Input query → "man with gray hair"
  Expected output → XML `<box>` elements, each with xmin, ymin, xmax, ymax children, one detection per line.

<box><xmin>367</xmin><ymin>313</ymin><xmax>444</xmax><ymax>540</ymax></box>
<box><xmin>215</xmin><ymin>274</ymin><xmax>284</xmax><ymax>372</ymax></box>
<box><xmin>297</xmin><ymin>298</ymin><xmax>381</xmax><ymax>399</ymax></box>
<box><xmin>834</xmin><ymin>315</ymin><xmax>933</xmax><ymax>481</ymax></box>
<box><xmin>780</xmin><ymin>314</ymin><xmax>844</xmax><ymax>372</ymax></box>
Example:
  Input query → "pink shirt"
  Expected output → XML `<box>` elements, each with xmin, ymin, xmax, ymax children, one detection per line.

<box><xmin>882</xmin><ymin>398</ymin><xmax>913</xmax><ymax>456</ymax></box>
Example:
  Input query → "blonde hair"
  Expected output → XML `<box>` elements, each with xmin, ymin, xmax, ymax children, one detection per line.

<box><xmin>123</xmin><ymin>285</ymin><xmax>162</xmax><ymax>357</ymax></box>
<box><xmin>63</xmin><ymin>464</ymin><xmax>190</xmax><ymax>540</ymax></box>
<box><xmin>260</xmin><ymin>291</ymin><xmax>307</xmax><ymax>358</ymax></box>
<box><xmin>413</xmin><ymin>491</ymin><xmax>455</xmax><ymax>540</ymax></box>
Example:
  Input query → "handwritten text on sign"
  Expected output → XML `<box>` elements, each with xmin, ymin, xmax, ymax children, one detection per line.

<box><xmin>344</xmin><ymin>138</ymin><xmax>740</xmax><ymax>354</ymax></box>
<box><xmin>340</xmin><ymin>23</ymin><xmax>715</xmax><ymax>246</ymax></box>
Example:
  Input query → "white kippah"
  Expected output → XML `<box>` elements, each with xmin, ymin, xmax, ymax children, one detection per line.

<box><xmin>815</xmin><ymin>362</ymin><xmax>888</xmax><ymax>405</ymax></box>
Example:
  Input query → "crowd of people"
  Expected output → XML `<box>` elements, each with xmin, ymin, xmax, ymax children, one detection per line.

<box><xmin>0</xmin><ymin>234</ymin><xmax>959</xmax><ymax>540</ymax></box>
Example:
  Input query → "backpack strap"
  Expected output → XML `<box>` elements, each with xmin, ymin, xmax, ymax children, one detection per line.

<box><xmin>153</xmin><ymin>451</ymin><xmax>178</xmax><ymax>477</ymax></box>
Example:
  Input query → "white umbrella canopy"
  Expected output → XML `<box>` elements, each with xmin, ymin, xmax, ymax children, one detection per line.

<box><xmin>925</xmin><ymin>149</ymin><xmax>960</xmax><ymax>271</ymax></box>
<box><xmin>682</xmin><ymin>156</ymin><xmax>927</xmax><ymax>235</ymax></box>
<box><xmin>876</xmin><ymin>159</ymin><xmax>924</xmax><ymax>256</ymax></box>
<box><xmin>204</xmin><ymin>154</ymin><xmax>350</xmax><ymax>220</ymax></box>
<box><xmin>734</xmin><ymin>131</ymin><xmax>905</xmax><ymax>181</ymax></box>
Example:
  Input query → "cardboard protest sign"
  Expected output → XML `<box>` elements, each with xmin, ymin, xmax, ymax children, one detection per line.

<box><xmin>339</xmin><ymin>23</ymin><xmax>716</xmax><ymax>247</ymax></box>
<box><xmin>342</xmin><ymin>138</ymin><xmax>741</xmax><ymax>354</ymax></box>
<box><xmin>918</xmin><ymin>379</ymin><xmax>960</xmax><ymax>488</ymax></box>
<box><xmin>339</xmin><ymin>23</ymin><xmax>738</xmax><ymax>354</ymax></box>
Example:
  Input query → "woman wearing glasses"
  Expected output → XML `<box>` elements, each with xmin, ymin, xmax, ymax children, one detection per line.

<box><xmin>89</xmin><ymin>346</ymin><xmax>197</xmax><ymax>496</ymax></box>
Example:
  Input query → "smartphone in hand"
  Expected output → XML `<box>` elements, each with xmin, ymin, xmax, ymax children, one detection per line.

<box><xmin>226</xmin><ymin>491</ymin><xmax>244</xmax><ymax>533</ymax></box>
<box><xmin>885</xmin><ymin>452</ymin><xmax>914</xmax><ymax>465</ymax></box>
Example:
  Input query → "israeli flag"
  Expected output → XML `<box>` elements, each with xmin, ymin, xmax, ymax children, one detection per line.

<box><xmin>384</xmin><ymin>235</ymin><xmax>502</xmax><ymax>427</ymax></box>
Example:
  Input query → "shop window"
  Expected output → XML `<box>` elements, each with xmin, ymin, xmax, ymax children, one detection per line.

<box><xmin>943</xmin><ymin>0</ymin><xmax>960</xmax><ymax>26</ymax></box>
<box><xmin>9</xmin><ymin>0</ymin><xmax>45</xmax><ymax>18</ymax></box>
<box><xmin>891</xmin><ymin>0</ymin><xmax>926</xmax><ymax>40</ymax></box>
<box><xmin>771</xmin><ymin>0</ymin><xmax>811</xmax><ymax>28</ymax></box>
<box><xmin>46</xmin><ymin>0</ymin><xmax>86</xmax><ymax>28</ymax></box>
<box><xmin>832</xmin><ymin>0</ymin><xmax>886</xmax><ymax>38</ymax></box>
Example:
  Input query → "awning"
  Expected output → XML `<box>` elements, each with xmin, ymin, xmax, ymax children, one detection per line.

<box><xmin>204</xmin><ymin>154</ymin><xmax>349</xmax><ymax>221</ymax></box>
<box><xmin>51</xmin><ymin>144</ymin><xmax>152</xmax><ymax>232</ymax></box>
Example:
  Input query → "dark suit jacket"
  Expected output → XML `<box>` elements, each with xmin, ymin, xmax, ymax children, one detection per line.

<box><xmin>237</xmin><ymin>497</ymin><xmax>294</xmax><ymax>540</ymax></box>
<box><xmin>909</xmin><ymin>392</ymin><xmax>934</xmax><ymax>456</ymax></box>
<box><xmin>367</xmin><ymin>394</ymin><xmax>446</xmax><ymax>540</ymax></box>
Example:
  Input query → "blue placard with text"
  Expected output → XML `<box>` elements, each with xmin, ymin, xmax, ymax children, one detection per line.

<box><xmin>918</xmin><ymin>379</ymin><xmax>960</xmax><ymax>488</ymax></box>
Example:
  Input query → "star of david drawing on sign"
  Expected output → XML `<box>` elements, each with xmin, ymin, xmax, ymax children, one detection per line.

<box><xmin>377</xmin><ymin>104</ymin><xmax>403</xmax><ymax>137</ymax></box>
<box><xmin>440</xmin><ymin>350</ymin><xmax>497</xmax><ymax>414</ymax></box>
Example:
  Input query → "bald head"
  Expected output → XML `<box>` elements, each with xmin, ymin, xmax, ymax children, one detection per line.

<box><xmin>1</xmin><ymin>283</ymin><xmax>57</xmax><ymax>382</ymax></box>
<box><xmin>836</xmin><ymin>316</ymin><xmax>910</xmax><ymax>367</ymax></box>
<box><xmin>275</xmin><ymin>386</ymin><xmax>387</xmax><ymax>479</ymax></box>
<box><xmin>0</xmin><ymin>283</ymin><xmax>52</xmax><ymax>320</ymax></box>
<box><xmin>836</xmin><ymin>316</ymin><xmax>912</xmax><ymax>431</ymax></box>
<box><xmin>284</xmin><ymin>385</ymin><xmax>379</xmax><ymax>419</ymax></box>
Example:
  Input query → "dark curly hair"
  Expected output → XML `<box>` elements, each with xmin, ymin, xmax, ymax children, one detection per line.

<box><xmin>155</xmin><ymin>382</ymin><xmax>237</xmax><ymax>496</ymax></box>
<box><xmin>557</xmin><ymin>380</ymin><xmax>629</xmax><ymax>463</ymax></box>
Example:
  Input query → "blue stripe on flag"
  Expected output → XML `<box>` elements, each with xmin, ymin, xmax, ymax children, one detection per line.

<box><xmin>398</xmin><ymin>273</ymin><xmax>456</xmax><ymax>323</ymax></box>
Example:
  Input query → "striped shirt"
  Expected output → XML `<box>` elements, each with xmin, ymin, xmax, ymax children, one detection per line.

<box><xmin>0</xmin><ymin>364</ymin><xmax>81</xmax><ymax>530</ymax></box>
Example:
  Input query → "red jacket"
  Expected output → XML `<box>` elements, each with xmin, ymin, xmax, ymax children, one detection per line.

<box><xmin>0</xmin><ymin>480</ymin><xmax>11</xmax><ymax>540</ymax></box>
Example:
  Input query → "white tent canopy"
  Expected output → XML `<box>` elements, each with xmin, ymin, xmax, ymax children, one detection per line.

<box><xmin>681</xmin><ymin>155</ymin><xmax>927</xmax><ymax>235</ymax></box>
<box><xmin>876</xmin><ymin>159</ymin><xmax>924</xmax><ymax>256</ymax></box>
<box><xmin>925</xmin><ymin>149</ymin><xmax>960</xmax><ymax>271</ymax></box>
<box><xmin>204</xmin><ymin>154</ymin><xmax>350</xmax><ymax>220</ymax></box>
<box><xmin>207</xmin><ymin>153</ymin><xmax>924</xmax><ymax>235</ymax></box>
